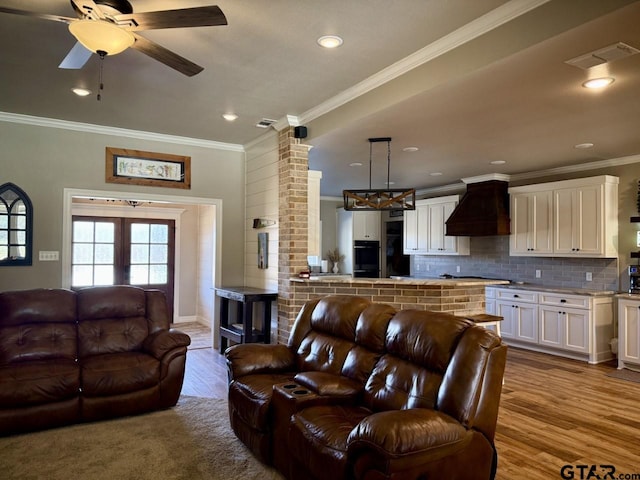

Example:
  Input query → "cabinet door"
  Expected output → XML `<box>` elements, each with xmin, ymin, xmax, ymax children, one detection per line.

<box><xmin>496</xmin><ymin>301</ymin><xmax>516</xmax><ymax>339</ymax></box>
<box><xmin>515</xmin><ymin>303</ymin><xmax>538</xmax><ymax>343</ymax></box>
<box><xmin>539</xmin><ymin>306</ymin><xmax>563</xmax><ymax>348</ymax></box>
<box><xmin>510</xmin><ymin>191</ymin><xmax>553</xmax><ymax>255</ymax></box>
<box><xmin>554</xmin><ymin>186</ymin><xmax>602</xmax><ymax>256</ymax></box>
<box><xmin>619</xmin><ymin>300</ymin><xmax>640</xmax><ymax>364</ymax></box>
<box><xmin>573</xmin><ymin>185</ymin><xmax>601</xmax><ymax>255</ymax></box>
<box><xmin>404</xmin><ymin>205</ymin><xmax>428</xmax><ymax>254</ymax></box>
<box><xmin>427</xmin><ymin>202</ymin><xmax>445</xmax><ymax>253</ymax></box>
<box><xmin>353</xmin><ymin>211</ymin><xmax>380</xmax><ymax>240</ymax></box>
<box><xmin>564</xmin><ymin>308</ymin><xmax>589</xmax><ymax>353</ymax></box>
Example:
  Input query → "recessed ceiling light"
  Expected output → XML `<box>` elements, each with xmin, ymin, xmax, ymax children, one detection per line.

<box><xmin>317</xmin><ymin>35</ymin><xmax>343</xmax><ymax>49</ymax></box>
<box><xmin>72</xmin><ymin>87</ymin><xmax>91</xmax><ymax>97</ymax></box>
<box><xmin>490</xmin><ymin>160</ymin><xmax>506</xmax><ymax>165</ymax></box>
<box><xmin>430</xmin><ymin>172</ymin><xmax>443</xmax><ymax>176</ymax></box>
<box><xmin>582</xmin><ymin>77</ymin><xmax>615</xmax><ymax>89</ymax></box>
<box><xmin>402</xmin><ymin>146</ymin><xmax>419</xmax><ymax>152</ymax></box>
<box><xmin>574</xmin><ymin>142</ymin><xmax>594</xmax><ymax>149</ymax></box>
<box><xmin>349</xmin><ymin>162</ymin><xmax>363</xmax><ymax>167</ymax></box>
<box><xmin>222</xmin><ymin>113</ymin><xmax>238</xmax><ymax>121</ymax></box>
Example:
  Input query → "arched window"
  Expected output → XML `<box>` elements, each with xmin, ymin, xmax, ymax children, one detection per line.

<box><xmin>0</xmin><ymin>183</ymin><xmax>33</xmax><ymax>266</ymax></box>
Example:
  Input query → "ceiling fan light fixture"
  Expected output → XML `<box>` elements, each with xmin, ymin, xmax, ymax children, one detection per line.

<box><xmin>69</xmin><ymin>19</ymin><xmax>135</xmax><ymax>55</ymax></box>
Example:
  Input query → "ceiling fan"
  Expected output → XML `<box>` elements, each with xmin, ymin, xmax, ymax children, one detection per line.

<box><xmin>0</xmin><ymin>0</ymin><xmax>227</xmax><ymax>76</ymax></box>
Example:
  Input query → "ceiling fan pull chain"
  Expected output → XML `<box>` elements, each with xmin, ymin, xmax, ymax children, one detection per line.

<box><xmin>97</xmin><ymin>50</ymin><xmax>106</xmax><ymax>101</ymax></box>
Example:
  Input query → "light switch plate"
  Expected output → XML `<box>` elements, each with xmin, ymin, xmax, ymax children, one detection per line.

<box><xmin>39</xmin><ymin>251</ymin><xmax>59</xmax><ymax>261</ymax></box>
<box><xmin>586</xmin><ymin>272</ymin><xmax>592</xmax><ymax>281</ymax></box>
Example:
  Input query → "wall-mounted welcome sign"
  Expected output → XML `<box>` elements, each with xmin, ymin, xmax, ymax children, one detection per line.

<box><xmin>105</xmin><ymin>147</ymin><xmax>191</xmax><ymax>189</ymax></box>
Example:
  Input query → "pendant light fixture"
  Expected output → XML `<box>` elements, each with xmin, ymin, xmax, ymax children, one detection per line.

<box><xmin>343</xmin><ymin>137</ymin><xmax>416</xmax><ymax>211</ymax></box>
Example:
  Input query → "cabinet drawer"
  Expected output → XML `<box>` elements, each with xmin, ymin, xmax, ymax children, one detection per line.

<box><xmin>495</xmin><ymin>289</ymin><xmax>538</xmax><ymax>303</ymax></box>
<box><xmin>539</xmin><ymin>293</ymin><xmax>589</xmax><ymax>309</ymax></box>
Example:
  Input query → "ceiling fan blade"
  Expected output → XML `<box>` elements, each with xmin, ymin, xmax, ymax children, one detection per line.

<box><xmin>115</xmin><ymin>6</ymin><xmax>227</xmax><ymax>31</ymax></box>
<box><xmin>59</xmin><ymin>42</ymin><xmax>93</xmax><ymax>69</ymax></box>
<box><xmin>131</xmin><ymin>33</ymin><xmax>204</xmax><ymax>77</ymax></box>
<box><xmin>0</xmin><ymin>6</ymin><xmax>75</xmax><ymax>24</ymax></box>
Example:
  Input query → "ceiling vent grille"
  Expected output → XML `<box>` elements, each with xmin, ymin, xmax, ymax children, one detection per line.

<box><xmin>255</xmin><ymin>118</ymin><xmax>277</xmax><ymax>128</ymax></box>
<box><xmin>565</xmin><ymin>42</ymin><xmax>640</xmax><ymax>70</ymax></box>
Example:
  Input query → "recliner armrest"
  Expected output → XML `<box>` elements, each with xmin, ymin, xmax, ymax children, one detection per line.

<box><xmin>347</xmin><ymin>409</ymin><xmax>472</xmax><ymax>472</ymax></box>
<box><xmin>225</xmin><ymin>343</ymin><xmax>295</xmax><ymax>380</ymax></box>
<box><xmin>143</xmin><ymin>329</ymin><xmax>191</xmax><ymax>359</ymax></box>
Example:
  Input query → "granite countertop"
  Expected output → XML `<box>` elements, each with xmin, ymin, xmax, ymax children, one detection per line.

<box><xmin>490</xmin><ymin>283</ymin><xmax>617</xmax><ymax>297</ymax></box>
<box><xmin>291</xmin><ymin>276</ymin><xmax>510</xmax><ymax>286</ymax></box>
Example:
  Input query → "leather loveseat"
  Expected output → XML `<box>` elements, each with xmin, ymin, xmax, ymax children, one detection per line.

<box><xmin>225</xmin><ymin>295</ymin><xmax>507</xmax><ymax>480</ymax></box>
<box><xmin>0</xmin><ymin>285</ymin><xmax>191</xmax><ymax>435</ymax></box>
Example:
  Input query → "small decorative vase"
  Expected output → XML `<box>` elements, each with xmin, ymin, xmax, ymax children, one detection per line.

<box><xmin>332</xmin><ymin>263</ymin><xmax>339</xmax><ymax>274</ymax></box>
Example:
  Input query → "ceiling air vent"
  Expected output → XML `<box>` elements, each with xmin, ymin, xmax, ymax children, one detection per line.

<box><xmin>565</xmin><ymin>42</ymin><xmax>640</xmax><ymax>70</ymax></box>
<box><xmin>256</xmin><ymin>118</ymin><xmax>277</xmax><ymax>128</ymax></box>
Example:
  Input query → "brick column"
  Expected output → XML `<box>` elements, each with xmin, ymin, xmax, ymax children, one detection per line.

<box><xmin>277</xmin><ymin>127</ymin><xmax>309</xmax><ymax>344</ymax></box>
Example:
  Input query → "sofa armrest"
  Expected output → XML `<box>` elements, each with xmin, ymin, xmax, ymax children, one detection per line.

<box><xmin>225</xmin><ymin>343</ymin><xmax>294</xmax><ymax>380</ymax></box>
<box><xmin>143</xmin><ymin>329</ymin><xmax>191</xmax><ymax>359</ymax></box>
<box><xmin>347</xmin><ymin>409</ymin><xmax>472</xmax><ymax>472</ymax></box>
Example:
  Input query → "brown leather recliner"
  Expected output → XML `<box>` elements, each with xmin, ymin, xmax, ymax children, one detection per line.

<box><xmin>225</xmin><ymin>295</ymin><xmax>507</xmax><ymax>480</ymax></box>
<box><xmin>0</xmin><ymin>285</ymin><xmax>191</xmax><ymax>435</ymax></box>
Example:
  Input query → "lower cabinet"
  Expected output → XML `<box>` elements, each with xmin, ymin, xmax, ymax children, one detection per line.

<box><xmin>486</xmin><ymin>287</ymin><xmax>614</xmax><ymax>364</ymax></box>
<box><xmin>618</xmin><ymin>297</ymin><xmax>640</xmax><ymax>370</ymax></box>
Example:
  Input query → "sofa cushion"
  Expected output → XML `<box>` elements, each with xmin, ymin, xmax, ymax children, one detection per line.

<box><xmin>289</xmin><ymin>405</ymin><xmax>371</xmax><ymax>479</ymax></box>
<box><xmin>78</xmin><ymin>317</ymin><xmax>149</xmax><ymax>358</ymax></box>
<box><xmin>229</xmin><ymin>372</ymin><xmax>294</xmax><ymax>431</ymax></box>
<box><xmin>0</xmin><ymin>323</ymin><xmax>77</xmax><ymax>364</ymax></box>
<box><xmin>0</xmin><ymin>361</ymin><xmax>79</xmax><ymax>407</ymax></box>
<box><xmin>0</xmin><ymin>289</ymin><xmax>76</xmax><ymax>327</ymax></box>
<box><xmin>81</xmin><ymin>352</ymin><xmax>159</xmax><ymax>396</ymax></box>
<box><xmin>296</xmin><ymin>332</ymin><xmax>355</xmax><ymax>374</ymax></box>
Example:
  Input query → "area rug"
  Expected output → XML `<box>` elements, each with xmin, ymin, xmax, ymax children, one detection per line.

<box><xmin>606</xmin><ymin>368</ymin><xmax>640</xmax><ymax>384</ymax></box>
<box><xmin>0</xmin><ymin>396</ymin><xmax>283</xmax><ymax>480</ymax></box>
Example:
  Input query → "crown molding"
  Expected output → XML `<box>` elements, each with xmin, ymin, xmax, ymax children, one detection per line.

<box><xmin>0</xmin><ymin>111</ymin><xmax>244</xmax><ymax>152</ymax></box>
<box><xmin>298</xmin><ymin>0</ymin><xmax>550</xmax><ymax>124</ymax></box>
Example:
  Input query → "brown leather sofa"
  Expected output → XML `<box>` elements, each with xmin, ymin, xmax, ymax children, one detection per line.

<box><xmin>0</xmin><ymin>285</ymin><xmax>191</xmax><ymax>435</ymax></box>
<box><xmin>225</xmin><ymin>295</ymin><xmax>507</xmax><ymax>480</ymax></box>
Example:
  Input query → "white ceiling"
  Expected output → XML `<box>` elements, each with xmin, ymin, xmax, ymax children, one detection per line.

<box><xmin>1</xmin><ymin>0</ymin><xmax>639</xmax><ymax>197</ymax></box>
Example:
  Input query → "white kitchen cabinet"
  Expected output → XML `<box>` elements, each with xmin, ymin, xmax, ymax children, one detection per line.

<box><xmin>618</xmin><ymin>297</ymin><xmax>640</xmax><ymax>370</ymax></box>
<box><xmin>553</xmin><ymin>184</ymin><xmax>602</xmax><ymax>256</ymax></box>
<box><xmin>487</xmin><ymin>287</ymin><xmax>613</xmax><ymax>363</ymax></box>
<box><xmin>508</xmin><ymin>175</ymin><xmax>618</xmax><ymax>258</ymax></box>
<box><xmin>353</xmin><ymin>211</ymin><xmax>381</xmax><ymax>241</ymax></box>
<box><xmin>495</xmin><ymin>289</ymin><xmax>538</xmax><ymax>344</ymax></box>
<box><xmin>509</xmin><ymin>190</ymin><xmax>553</xmax><ymax>256</ymax></box>
<box><xmin>403</xmin><ymin>196</ymin><xmax>469</xmax><ymax>256</ymax></box>
<box><xmin>403</xmin><ymin>203</ymin><xmax>429</xmax><ymax>254</ymax></box>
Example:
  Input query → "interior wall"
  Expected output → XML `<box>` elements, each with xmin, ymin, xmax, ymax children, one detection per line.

<box><xmin>0</xmin><ymin>119</ymin><xmax>246</xmax><ymax>292</ymax></box>
<box><xmin>244</xmin><ymin>133</ymin><xmax>279</xmax><ymax>291</ymax></box>
<box><xmin>320</xmin><ymin>198</ymin><xmax>342</xmax><ymax>261</ymax></box>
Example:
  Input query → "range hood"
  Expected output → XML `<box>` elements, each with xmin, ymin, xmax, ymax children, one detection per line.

<box><xmin>445</xmin><ymin>174</ymin><xmax>511</xmax><ymax>236</ymax></box>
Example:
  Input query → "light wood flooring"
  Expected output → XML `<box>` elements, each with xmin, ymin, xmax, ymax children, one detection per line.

<box><xmin>181</xmin><ymin>328</ymin><xmax>640</xmax><ymax>479</ymax></box>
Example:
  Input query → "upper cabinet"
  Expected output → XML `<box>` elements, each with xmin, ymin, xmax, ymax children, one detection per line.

<box><xmin>352</xmin><ymin>211</ymin><xmax>381</xmax><ymax>241</ymax></box>
<box><xmin>403</xmin><ymin>195</ymin><xmax>469</xmax><ymax>256</ymax></box>
<box><xmin>509</xmin><ymin>175</ymin><xmax>618</xmax><ymax>258</ymax></box>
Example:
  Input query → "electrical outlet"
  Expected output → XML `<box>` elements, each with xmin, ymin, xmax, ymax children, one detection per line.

<box><xmin>426</xmin><ymin>264</ymin><xmax>430</xmax><ymax>271</ymax></box>
<box><xmin>39</xmin><ymin>251</ymin><xmax>59</xmax><ymax>261</ymax></box>
<box><xmin>416</xmin><ymin>264</ymin><xmax>421</xmax><ymax>271</ymax></box>
<box><xmin>586</xmin><ymin>272</ymin><xmax>593</xmax><ymax>281</ymax></box>
<box><xmin>535</xmin><ymin>270</ymin><xmax>541</xmax><ymax>278</ymax></box>
<box><xmin>456</xmin><ymin>265</ymin><xmax>461</xmax><ymax>273</ymax></box>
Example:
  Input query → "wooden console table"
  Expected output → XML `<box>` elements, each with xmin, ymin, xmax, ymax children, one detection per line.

<box><xmin>215</xmin><ymin>286</ymin><xmax>278</xmax><ymax>351</ymax></box>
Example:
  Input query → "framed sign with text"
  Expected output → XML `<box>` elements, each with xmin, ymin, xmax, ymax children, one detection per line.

<box><xmin>105</xmin><ymin>147</ymin><xmax>191</xmax><ymax>189</ymax></box>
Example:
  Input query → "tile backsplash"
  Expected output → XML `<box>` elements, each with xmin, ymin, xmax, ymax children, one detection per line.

<box><xmin>411</xmin><ymin>236</ymin><xmax>619</xmax><ymax>291</ymax></box>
